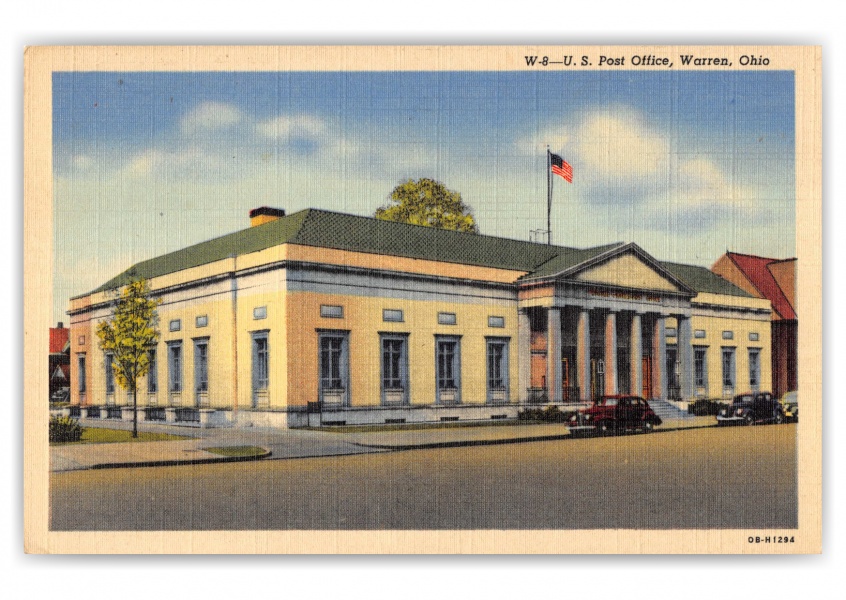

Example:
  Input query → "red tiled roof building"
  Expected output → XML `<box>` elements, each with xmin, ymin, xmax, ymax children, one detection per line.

<box><xmin>712</xmin><ymin>252</ymin><xmax>797</xmax><ymax>398</ymax></box>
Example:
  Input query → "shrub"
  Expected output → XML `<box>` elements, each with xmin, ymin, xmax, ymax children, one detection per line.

<box><xmin>517</xmin><ymin>406</ymin><xmax>578</xmax><ymax>423</ymax></box>
<box><xmin>49</xmin><ymin>415</ymin><xmax>84</xmax><ymax>443</ymax></box>
<box><xmin>517</xmin><ymin>408</ymin><xmax>545</xmax><ymax>421</ymax></box>
<box><xmin>688</xmin><ymin>399</ymin><xmax>726</xmax><ymax>416</ymax></box>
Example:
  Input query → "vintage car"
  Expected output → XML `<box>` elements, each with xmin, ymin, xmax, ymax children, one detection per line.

<box><xmin>716</xmin><ymin>392</ymin><xmax>784</xmax><ymax>426</ymax></box>
<box><xmin>780</xmin><ymin>391</ymin><xmax>798</xmax><ymax>422</ymax></box>
<box><xmin>568</xmin><ymin>395</ymin><xmax>662</xmax><ymax>435</ymax></box>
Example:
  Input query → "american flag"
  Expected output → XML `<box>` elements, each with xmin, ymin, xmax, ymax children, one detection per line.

<box><xmin>550</xmin><ymin>153</ymin><xmax>573</xmax><ymax>183</ymax></box>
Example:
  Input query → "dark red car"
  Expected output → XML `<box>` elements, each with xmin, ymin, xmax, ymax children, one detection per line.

<box><xmin>569</xmin><ymin>395</ymin><xmax>663</xmax><ymax>435</ymax></box>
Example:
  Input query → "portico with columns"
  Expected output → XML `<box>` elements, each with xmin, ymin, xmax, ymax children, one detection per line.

<box><xmin>516</xmin><ymin>243</ymin><xmax>697</xmax><ymax>404</ymax></box>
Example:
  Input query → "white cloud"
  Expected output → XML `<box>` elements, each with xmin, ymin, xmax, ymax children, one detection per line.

<box><xmin>256</xmin><ymin>114</ymin><xmax>328</xmax><ymax>140</ymax></box>
<box><xmin>180</xmin><ymin>101</ymin><xmax>244</xmax><ymax>134</ymax></box>
<box><xmin>674</xmin><ymin>158</ymin><xmax>756</xmax><ymax>208</ymax></box>
<box><xmin>515</xmin><ymin>107</ymin><xmax>668</xmax><ymax>181</ymax></box>
<box><xmin>575</xmin><ymin>111</ymin><xmax>669</xmax><ymax>179</ymax></box>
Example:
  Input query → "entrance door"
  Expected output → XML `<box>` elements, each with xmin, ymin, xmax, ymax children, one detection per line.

<box><xmin>530</xmin><ymin>352</ymin><xmax>547</xmax><ymax>387</ymax></box>
<box><xmin>642</xmin><ymin>357</ymin><xmax>653</xmax><ymax>399</ymax></box>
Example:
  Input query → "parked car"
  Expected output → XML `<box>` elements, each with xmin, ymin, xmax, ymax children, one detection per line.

<box><xmin>780</xmin><ymin>391</ymin><xmax>798</xmax><ymax>422</ymax></box>
<box><xmin>716</xmin><ymin>392</ymin><xmax>784</xmax><ymax>426</ymax></box>
<box><xmin>568</xmin><ymin>395</ymin><xmax>662</xmax><ymax>435</ymax></box>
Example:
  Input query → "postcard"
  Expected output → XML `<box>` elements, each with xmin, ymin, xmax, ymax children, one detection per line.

<box><xmin>24</xmin><ymin>45</ymin><xmax>821</xmax><ymax>553</ymax></box>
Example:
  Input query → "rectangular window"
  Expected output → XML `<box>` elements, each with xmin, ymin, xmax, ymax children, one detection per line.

<box><xmin>721</xmin><ymin>347</ymin><xmax>735</xmax><ymax>389</ymax></box>
<box><xmin>319</xmin><ymin>332</ymin><xmax>349</xmax><ymax>405</ymax></box>
<box><xmin>78</xmin><ymin>335</ymin><xmax>85</xmax><ymax>345</ymax></box>
<box><xmin>694</xmin><ymin>329</ymin><xmax>706</xmax><ymax>339</ymax></box>
<box><xmin>722</xmin><ymin>330</ymin><xmax>734</xmax><ymax>340</ymax></box>
<box><xmin>320</xmin><ymin>305</ymin><xmax>344</xmax><ymax>319</ymax></box>
<box><xmin>436</xmin><ymin>336</ymin><xmax>461</xmax><ymax>403</ymax></box>
<box><xmin>437</xmin><ymin>312</ymin><xmax>457</xmax><ymax>325</ymax></box>
<box><xmin>196</xmin><ymin>315</ymin><xmax>208</xmax><ymax>328</ymax></box>
<box><xmin>77</xmin><ymin>354</ymin><xmax>86</xmax><ymax>393</ymax></box>
<box><xmin>694</xmin><ymin>347</ymin><xmax>707</xmax><ymax>388</ymax></box>
<box><xmin>749</xmin><ymin>332</ymin><xmax>759</xmax><ymax>342</ymax></box>
<box><xmin>665</xmin><ymin>327</ymin><xmax>677</xmax><ymax>337</ymax></box>
<box><xmin>104</xmin><ymin>353</ymin><xmax>115</xmax><ymax>394</ymax></box>
<box><xmin>252</xmin><ymin>333</ymin><xmax>269</xmax><ymax>392</ymax></box>
<box><xmin>383</xmin><ymin>309</ymin><xmax>404</xmax><ymax>322</ymax></box>
<box><xmin>168</xmin><ymin>342</ymin><xmax>183</xmax><ymax>393</ymax></box>
<box><xmin>147</xmin><ymin>349</ymin><xmax>158</xmax><ymax>393</ymax></box>
<box><xmin>320</xmin><ymin>336</ymin><xmax>346</xmax><ymax>389</ymax></box>
<box><xmin>169</xmin><ymin>319</ymin><xmax>181</xmax><ymax>332</ymax></box>
<box><xmin>488</xmin><ymin>316</ymin><xmax>505</xmax><ymax>328</ymax></box>
<box><xmin>486</xmin><ymin>338</ymin><xmax>509</xmax><ymax>403</ymax></box>
<box><xmin>253</xmin><ymin>306</ymin><xmax>267</xmax><ymax>320</ymax></box>
<box><xmin>194</xmin><ymin>339</ymin><xmax>209</xmax><ymax>392</ymax></box>
<box><xmin>380</xmin><ymin>334</ymin><xmax>408</xmax><ymax>404</ymax></box>
<box><xmin>749</xmin><ymin>348</ymin><xmax>761</xmax><ymax>390</ymax></box>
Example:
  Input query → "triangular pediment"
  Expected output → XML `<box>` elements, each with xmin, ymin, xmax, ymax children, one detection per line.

<box><xmin>571</xmin><ymin>250</ymin><xmax>684</xmax><ymax>293</ymax></box>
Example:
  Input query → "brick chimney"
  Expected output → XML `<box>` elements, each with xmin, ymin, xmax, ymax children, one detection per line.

<box><xmin>249</xmin><ymin>207</ymin><xmax>286</xmax><ymax>227</ymax></box>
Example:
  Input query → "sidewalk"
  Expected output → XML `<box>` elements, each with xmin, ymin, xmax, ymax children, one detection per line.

<box><xmin>50</xmin><ymin>416</ymin><xmax>717</xmax><ymax>472</ymax></box>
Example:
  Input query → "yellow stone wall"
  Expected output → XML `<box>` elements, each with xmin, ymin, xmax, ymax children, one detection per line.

<box><xmin>285</xmin><ymin>290</ymin><xmax>519</xmax><ymax>408</ymax></box>
<box><xmin>666</xmin><ymin>292</ymin><xmax>772</xmax><ymax>398</ymax></box>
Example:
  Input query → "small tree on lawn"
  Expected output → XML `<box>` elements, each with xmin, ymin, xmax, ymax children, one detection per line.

<box><xmin>96</xmin><ymin>277</ymin><xmax>161</xmax><ymax>438</ymax></box>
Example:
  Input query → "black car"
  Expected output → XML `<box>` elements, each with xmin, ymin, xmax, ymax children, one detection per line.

<box><xmin>716</xmin><ymin>392</ymin><xmax>784</xmax><ymax>426</ymax></box>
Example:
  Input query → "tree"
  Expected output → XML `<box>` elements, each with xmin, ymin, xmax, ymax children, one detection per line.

<box><xmin>96</xmin><ymin>278</ymin><xmax>161</xmax><ymax>438</ymax></box>
<box><xmin>375</xmin><ymin>178</ymin><xmax>478</xmax><ymax>233</ymax></box>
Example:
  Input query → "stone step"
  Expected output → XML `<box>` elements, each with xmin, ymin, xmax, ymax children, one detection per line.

<box><xmin>648</xmin><ymin>399</ymin><xmax>697</xmax><ymax>420</ymax></box>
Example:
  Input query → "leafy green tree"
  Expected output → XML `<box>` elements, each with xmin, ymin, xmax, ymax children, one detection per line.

<box><xmin>96</xmin><ymin>278</ymin><xmax>161</xmax><ymax>438</ymax></box>
<box><xmin>375</xmin><ymin>178</ymin><xmax>478</xmax><ymax>233</ymax></box>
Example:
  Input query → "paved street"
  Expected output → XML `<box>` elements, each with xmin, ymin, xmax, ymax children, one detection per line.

<box><xmin>50</xmin><ymin>424</ymin><xmax>797</xmax><ymax>531</ymax></box>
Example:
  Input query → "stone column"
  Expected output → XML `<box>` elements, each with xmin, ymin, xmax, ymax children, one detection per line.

<box><xmin>577</xmin><ymin>309</ymin><xmax>591</xmax><ymax>402</ymax></box>
<box><xmin>677</xmin><ymin>315</ymin><xmax>694</xmax><ymax>400</ymax></box>
<box><xmin>604</xmin><ymin>311</ymin><xmax>618</xmax><ymax>395</ymax></box>
<box><xmin>652</xmin><ymin>315</ymin><xmax>667</xmax><ymax>400</ymax></box>
<box><xmin>631</xmin><ymin>313</ymin><xmax>643</xmax><ymax>397</ymax></box>
<box><xmin>547</xmin><ymin>308</ymin><xmax>563</xmax><ymax>403</ymax></box>
<box><xmin>517</xmin><ymin>309</ymin><xmax>531</xmax><ymax>403</ymax></box>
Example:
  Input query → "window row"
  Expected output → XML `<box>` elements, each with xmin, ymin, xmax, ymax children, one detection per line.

<box><xmin>669</xmin><ymin>328</ymin><xmax>760</xmax><ymax>341</ymax></box>
<box><xmin>319</xmin><ymin>304</ymin><xmax>506</xmax><ymax>328</ymax></box>
<box><xmin>168</xmin><ymin>316</ymin><xmax>209</xmax><ymax>332</ymax></box>
<box><xmin>165</xmin><ymin>307</ymin><xmax>269</xmax><ymax>333</ymax></box>
<box><xmin>691</xmin><ymin>346</ymin><xmax>762</xmax><ymax>395</ymax></box>
<box><xmin>79</xmin><ymin>339</ymin><xmax>211</xmax><ymax>398</ymax></box>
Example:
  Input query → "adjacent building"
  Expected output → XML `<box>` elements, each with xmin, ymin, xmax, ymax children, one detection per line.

<box><xmin>711</xmin><ymin>252</ymin><xmax>797</xmax><ymax>398</ymax></box>
<box><xmin>49</xmin><ymin>322</ymin><xmax>70</xmax><ymax>400</ymax></box>
<box><xmin>67</xmin><ymin>208</ymin><xmax>772</xmax><ymax>427</ymax></box>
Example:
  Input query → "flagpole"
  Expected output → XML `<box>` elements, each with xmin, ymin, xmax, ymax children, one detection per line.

<box><xmin>547</xmin><ymin>147</ymin><xmax>552</xmax><ymax>245</ymax></box>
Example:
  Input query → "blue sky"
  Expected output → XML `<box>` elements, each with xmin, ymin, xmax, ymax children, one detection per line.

<box><xmin>53</xmin><ymin>70</ymin><xmax>795</xmax><ymax>322</ymax></box>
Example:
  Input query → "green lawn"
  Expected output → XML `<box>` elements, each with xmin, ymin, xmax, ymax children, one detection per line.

<box><xmin>202</xmin><ymin>445</ymin><xmax>267</xmax><ymax>458</ymax></box>
<box><xmin>51</xmin><ymin>428</ymin><xmax>188</xmax><ymax>445</ymax></box>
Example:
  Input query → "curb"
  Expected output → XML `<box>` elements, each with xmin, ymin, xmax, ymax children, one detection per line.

<box><xmin>89</xmin><ymin>449</ymin><xmax>272</xmax><ymax>470</ymax></box>
<box><xmin>352</xmin><ymin>433</ymin><xmax>572</xmax><ymax>450</ymax></box>
<box><xmin>352</xmin><ymin>422</ymin><xmax>718</xmax><ymax>450</ymax></box>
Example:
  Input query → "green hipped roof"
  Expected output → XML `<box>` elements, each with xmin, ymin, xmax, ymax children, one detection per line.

<box><xmin>89</xmin><ymin>208</ymin><xmax>750</xmax><ymax>298</ymax></box>
<box><xmin>660</xmin><ymin>261</ymin><xmax>752</xmax><ymax>298</ymax></box>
